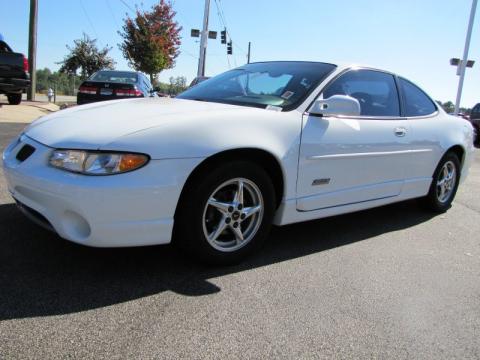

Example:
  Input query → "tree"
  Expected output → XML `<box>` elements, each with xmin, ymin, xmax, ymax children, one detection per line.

<box><xmin>118</xmin><ymin>1</ymin><xmax>181</xmax><ymax>83</ymax></box>
<box><xmin>442</xmin><ymin>101</ymin><xmax>455</xmax><ymax>114</ymax></box>
<box><xmin>35</xmin><ymin>68</ymin><xmax>82</xmax><ymax>96</ymax></box>
<box><xmin>436</xmin><ymin>100</ymin><xmax>472</xmax><ymax>115</ymax></box>
<box><xmin>58</xmin><ymin>33</ymin><xmax>115</xmax><ymax>79</ymax></box>
<box><xmin>168</xmin><ymin>76</ymin><xmax>187</xmax><ymax>95</ymax></box>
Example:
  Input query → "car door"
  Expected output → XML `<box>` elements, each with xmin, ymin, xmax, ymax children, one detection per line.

<box><xmin>396</xmin><ymin>77</ymin><xmax>444</xmax><ymax>183</ymax></box>
<box><xmin>297</xmin><ymin>69</ymin><xmax>412</xmax><ymax>211</ymax></box>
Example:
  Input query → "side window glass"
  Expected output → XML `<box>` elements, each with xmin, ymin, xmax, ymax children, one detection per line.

<box><xmin>323</xmin><ymin>69</ymin><xmax>400</xmax><ymax>117</ymax></box>
<box><xmin>399</xmin><ymin>78</ymin><xmax>436</xmax><ymax>117</ymax></box>
<box><xmin>144</xmin><ymin>75</ymin><xmax>152</xmax><ymax>90</ymax></box>
<box><xmin>472</xmin><ymin>104</ymin><xmax>480</xmax><ymax>116</ymax></box>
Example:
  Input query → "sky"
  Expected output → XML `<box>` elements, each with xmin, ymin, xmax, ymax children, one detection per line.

<box><xmin>1</xmin><ymin>0</ymin><xmax>479</xmax><ymax>107</ymax></box>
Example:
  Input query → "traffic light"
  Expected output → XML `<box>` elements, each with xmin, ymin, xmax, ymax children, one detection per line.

<box><xmin>227</xmin><ymin>41</ymin><xmax>232</xmax><ymax>55</ymax></box>
<box><xmin>221</xmin><ymin>30</ymin><xmax>226</xmax><ymax>44</ymax></box>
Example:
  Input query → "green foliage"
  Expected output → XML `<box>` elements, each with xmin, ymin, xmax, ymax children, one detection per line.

<box><xmin>36</xmin><ymin>68</ymin><xmax>81</xmax><ymax>95</ymax></box>
<box><xmin>168</xmin><ymin>76</ymin><xmax>187</xmax><ymax>94</ymax></box>
<box><xmin>152</xmin><ymin>76</ymin><xmax>187</xmax><ymax>96</ymax></box>
<box><xmin>58</xmin><ymin>33</ymin><xmax>115</xmax><ymax>79</ymax></box>
<box><xmin>437</xmin><ymin>100</ymin><xmax>471</xmax><ymax>114</ymax></box>
<box><xmin>154</xmin><ymin>76</ymin><xmax>187</xmax><ymax>96</ymax></box>
<box><xmin>442</xmin><ymin>101</ymin><xmax>455</xmax><ymax>114</ymax></box>
<box><xmin>119</xmin><ymin>0</ymin><xmax>181</xmax><ymax>82</ymax></box>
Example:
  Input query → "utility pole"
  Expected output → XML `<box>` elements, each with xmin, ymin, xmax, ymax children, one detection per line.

<box><xmin>247</xmin><ymin>42</ymin><xmax>251</xmax><ymax>64</ymax></box>
<box><xmin>197</xmin><ymin>0</ymin><xmax>210</xmax><ymax>77</ymax></box>
<box><xmin>27</xmin><ymin>0</ymin><xmax>38</xmax><ymax>101</ymax></box>
<box><xmin>454</xmin><ymin>0</ymin><xmax>477</xmax><ymax>115</ymax></box>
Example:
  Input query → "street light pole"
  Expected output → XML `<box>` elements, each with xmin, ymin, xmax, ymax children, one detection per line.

<box><xmin>454</xmin><ymin>0</ymin><xmax>478</xmax><ymax>115</ymax></box>
<box><xmin>197</xmin><ymin>0</ymin><xmax>210</xmax><ymax>77</ymax></box>
<box><xmin>27</xmin><ymin>0</ymin><xmax>38</xmax><ymax>101</ymax></box>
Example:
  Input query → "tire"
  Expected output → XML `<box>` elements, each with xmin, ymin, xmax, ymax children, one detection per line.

<box><xmin>422</xmin><ymin>152</ymin><xmax>461</xmax><ymax>212</ymax></box>
<box><xmin>7</xmin><ymin>93</ymin><xmax>22</xmax><ymax>105</ymax></box>
<box><xmin>473</xmin><ymin>126</ymin><xmax>480</xmax><ymax>147</ymax></box>
<box><xmin>174</xmin><ymin>161</ymin><xmax>276</xmax><ymax>265</ymax></box>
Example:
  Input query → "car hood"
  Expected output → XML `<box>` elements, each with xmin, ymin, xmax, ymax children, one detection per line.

<box><xmin>25</xmin><ymin>97</ymin><xmax>256</xmax><ymax>150</ymax></box>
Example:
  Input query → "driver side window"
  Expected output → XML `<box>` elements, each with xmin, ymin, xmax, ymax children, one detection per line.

<box><xmin>323</xmin><ymin>69</ymin><xmax>400</xmax><ymax>117</ymax></box>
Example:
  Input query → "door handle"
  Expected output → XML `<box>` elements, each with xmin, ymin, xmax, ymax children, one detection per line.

<box><xmin>394</xmin><ymin>127</ymin><xmax>407</xmax><ymax>137</ymax></box>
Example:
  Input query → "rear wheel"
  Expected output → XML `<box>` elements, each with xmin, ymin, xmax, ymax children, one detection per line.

<box><xmin>175</xmin><ymin>161</ymin><xmax>275</xmax><ymax>265</ymax></box>
<box><xmin>422</xmin><ymin>152</ymin><xmax>461</xmax><ymax>212</ymax></box>
<box><xmin>7</xmin><ymin>93</ymin><xmax>22</xmax><ymax>105</ymax></box>
<box><xmin>473</xmin><ymin>126</ymin><xmax>479</xmax><ymax>147</ymax></box>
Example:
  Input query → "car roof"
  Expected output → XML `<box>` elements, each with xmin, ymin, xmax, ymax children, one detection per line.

<box><xmin>97</xmin><ymin>70</ymin><xmax>139</xmax><ymax>74</ymax></box>
<box><xmin>245</xmin><ymin>60</ymin><xmax>400</xmax><ymax>76</ymax></box>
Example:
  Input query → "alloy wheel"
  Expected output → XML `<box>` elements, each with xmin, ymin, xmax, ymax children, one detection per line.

<box><xmin>436</xmin><ymin>160</ymin><xmax>456</xmax><ymax>203</ymax></box>
<box><xmin>202</xmin><ymin>178</ymin><xmax>264</xmax><ymax>252</ymax></box>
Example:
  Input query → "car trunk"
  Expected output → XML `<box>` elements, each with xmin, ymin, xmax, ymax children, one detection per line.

<box><xmin>78</xmin><ymin>81</ymin><xmax>143</xmax><ymax>101</ymax></box>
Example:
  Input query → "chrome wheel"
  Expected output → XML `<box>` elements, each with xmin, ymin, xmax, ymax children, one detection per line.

<box><xmin>436</xmin><ymin>160</ymin><xmax>456</xmax><ymax>203</ymax></box>
<box><xmin>202</xmin><ymin>178</ymin><xmax>264</xmax><ymax>252</ymax></box>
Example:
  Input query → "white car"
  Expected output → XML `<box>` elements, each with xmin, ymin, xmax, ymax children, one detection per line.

<box><xmin>2</xmin><ymin>61</ymin><xmax>475</xmax><ymax>264</ymax></box>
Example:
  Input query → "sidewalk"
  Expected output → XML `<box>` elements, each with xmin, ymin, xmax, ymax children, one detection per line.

<box><xmin>0</xmin><ymin>96</ymin><xmax>59</xmax><ymax>123</ymax></box>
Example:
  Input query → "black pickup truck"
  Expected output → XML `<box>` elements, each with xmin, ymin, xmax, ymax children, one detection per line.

<box><xmin>0</xmin><ymin>37</ymin><xmax>30</xmax><ymax>105</ymax></box>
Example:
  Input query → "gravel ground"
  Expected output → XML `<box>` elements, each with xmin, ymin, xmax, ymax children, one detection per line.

<box><xmin>0</xmin><ymin>122</ymin><xmax>479</xmax><ymax>359</ymax></box>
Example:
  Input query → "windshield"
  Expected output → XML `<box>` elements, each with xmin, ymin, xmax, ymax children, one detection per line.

<box><xmin>177</xmin><ymin>62</ymin><xmax>336</xmax><ymax>110</ymax></box>
<box><xmin>90</xmin><ymin>71</ymin><xmax>138</xmax><ymax>84</ymax></box>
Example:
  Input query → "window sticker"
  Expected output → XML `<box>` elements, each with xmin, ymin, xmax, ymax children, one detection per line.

<box><xmin>300</xmin><ymin>78</ymin><xmax>312</xmax><ymax>89</ymax></box>
<box><xmin>266</xmin><ymin>105</ymin><xmax>282</xmax><ymax>111</ymax></box>
<box><xmin>281</xmin><ymin>91</ymin><xmax>294</xmax><ymax>100</ymax></box>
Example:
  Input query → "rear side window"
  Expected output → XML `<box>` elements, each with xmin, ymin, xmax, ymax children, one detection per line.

<box><xmin>399</xmin><ymin>78</ymin><xmax>436</xmax><ymax>117</ymax></box>
<box><xmin>471</xmin><ymin>104</ymin><xmax>480</xmax><ymax>117</ymax></box>
<box><xmin>323</xmin><ymin>69</ymin><xmax>400</xmax><ymax>117</ymax></box>
<box><xmin>0</xmin><ymin>41</ymin><xmax>11</xmax><ymax>52</ymax></box>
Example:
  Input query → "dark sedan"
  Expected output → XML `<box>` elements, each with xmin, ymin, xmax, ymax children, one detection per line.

<box><xmin>470</xmin><ymin>103</ymin><xmax>480</xmax><ymax>146</ymax></box>
<box><xmin>77</xmin><ymin>70</ymin><xmax>154</xmax><ymax>105</ymax></box>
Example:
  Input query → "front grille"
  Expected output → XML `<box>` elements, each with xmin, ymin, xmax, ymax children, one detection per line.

<box><xmin>16</xmin><ymin>144</ymin><xmax>35</xmax><ymax>162</ymax></box>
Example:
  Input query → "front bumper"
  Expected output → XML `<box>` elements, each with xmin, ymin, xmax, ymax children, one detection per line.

<box><xmin>2</xmin><ymin>134</ymin><xmax>203</xmax><ymax>247</ymax></box>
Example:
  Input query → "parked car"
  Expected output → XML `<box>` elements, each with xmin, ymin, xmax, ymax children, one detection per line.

<box><xmin>448</xmin><ymin>112</ymin><xmax>470</xmax><ymax>120</ymax></box>
<box><xmin>469</xmin><ymin>103</ymin><xmax>480</xmax><ymax>145</ymax></box>
<box><xmin>189</xmin><ymin>76</ymin><xmax>210</xmax><ymax>88</ymax></box>
<box><xmin>3</xmin><ymin>61</ymin><xmax>475</xmax><ymax>264</ymax></box>
<box><xmin>0</xmin><ymin>35</ymin><xmax>30</xmax><ymax>105</ymax></box>
<box><xmin>77</xmin><ymin>70</ymin><xmax>155</xmax><ymax>105</ymax></box>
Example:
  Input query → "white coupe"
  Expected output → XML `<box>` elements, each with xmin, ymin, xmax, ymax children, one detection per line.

<box><xmin>2</xmin><ymin>62</ymin><xmax>475</xmax><ymax>264</ymax></box>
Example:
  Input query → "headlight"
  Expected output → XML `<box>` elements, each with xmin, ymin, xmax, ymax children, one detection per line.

<box><xmin>49</xmin><ymin>150</ymin><xmax>149</xmax><ymax>175</ymax></box>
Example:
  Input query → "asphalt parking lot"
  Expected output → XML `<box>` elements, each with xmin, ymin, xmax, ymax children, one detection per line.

<box><xmin>0</xmin><ymin>121</ymin><xmax>479</xmax><ymax>359</ymax></box>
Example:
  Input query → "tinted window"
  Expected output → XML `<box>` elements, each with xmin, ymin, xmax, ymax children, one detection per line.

<box><xmin>0</xmin><ymin>41</ymin><xmax>12</xmax><ymax>52</ymax></box>
<box><xmin>178</xmin><ymin>62</ymin><xmax>336</xmax><ymax>110</ymax></box>
<box><xmin>90</xmin><ymin>71</ymin><xmax>138</xmax><ymax>84</ymax></box>
<box><xmin>399</xmin><ymin>78</ymin><xmax>436</xmax><ymax>117</ymax></box>
<box><xmin>323</xmin><ymin>69</ymin><xmax>400</xmax><ymax>117</ymax></box>
<box><xmin>471</xmin><ymin>103</ymin><xmax>480</xmax><ymax>118</ymax></box>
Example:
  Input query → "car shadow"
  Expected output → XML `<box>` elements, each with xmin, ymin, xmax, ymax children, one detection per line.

<box><xmin>0</xmin><ymin>200</ymin><xmax>437</xmax><ymax>320</ymax></box>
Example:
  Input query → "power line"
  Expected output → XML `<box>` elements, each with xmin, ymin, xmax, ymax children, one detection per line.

<box><xmin>212</xmin><ymin>0</ymin><xmax>243</xmax><ymax>68</ymax></box>
<box><xmin>119</xmin><ymin>0</ymin><xmax>135</xmax><ymax>13</ymax></box>
<box><xmin>105</xmin><ymin>0</ymin><xmax>120</xmax><ymax>28</ymax></box>
<box><xmin>215</xmin><ymin>0</ymin><xmax>247</xmax><ymax>55</ymax></box>
<box><xmin>80</xmin><ymin>0</ymin><xmax>99</xmax><ymax>40</ymax></box>
<box><xmin>181</xmin><ymin>49</ymin><xmax>199</xmax><ymax>59</ymax></box>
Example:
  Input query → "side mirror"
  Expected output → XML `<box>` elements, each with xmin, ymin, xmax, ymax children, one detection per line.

<box><xmin>309</xmin><ymin>95</ymin><xmax>361</xmax><ymax>117</ymax></box>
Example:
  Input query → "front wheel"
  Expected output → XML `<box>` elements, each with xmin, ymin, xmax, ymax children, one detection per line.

<box><xmin>422</xmin><ymin>152</ymin><xmax>461</xmax><ymax>212</ymax></box>
<box><xmin>174</xmin><ymin>161</ymin><xmax>276</xmax><ymax>265</ymax></box>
